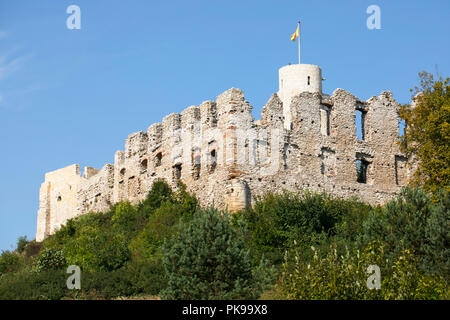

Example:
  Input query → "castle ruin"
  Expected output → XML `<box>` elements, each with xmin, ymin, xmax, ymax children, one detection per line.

<box><xmin>36</xmin><ymin>62</ymin><xmax>411</xmax><ymax>241</ymax></box>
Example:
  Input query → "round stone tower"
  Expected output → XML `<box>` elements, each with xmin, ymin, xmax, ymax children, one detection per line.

<box><xmin>277</xmin><ymin>64</ymin><xmax>322</xmax><ymax>129</ymax></box>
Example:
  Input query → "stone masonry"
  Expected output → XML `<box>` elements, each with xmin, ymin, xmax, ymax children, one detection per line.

<box><xmin>36</xmin><ymin>63</ymin><xmax>411</xmax><ymax>241</ymax></box>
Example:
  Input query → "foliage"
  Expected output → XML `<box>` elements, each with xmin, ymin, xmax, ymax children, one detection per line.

<box><xmin>399</xmin><ymin>71</ymin><xmax>450</xmax><ymax>194</ymax></box>
<box><xmin>123</xmin><ymin>259</ymin><xmax>168</xmax><ymax>296</ymax></box>
<box><xmin>423</xmin><ymin>189</ymin><xmax>450</xmax><ymax>276</ymax></box>
<box><xmin>0</xmin><ymin>269</ymin><xmax>69</xmax><ymax>300</ymax></box>
<box><xmin>16</xmin><ymin>236</ymin><xmax>28</xmax><ymax>254</ymax></box>
<box><xmin>361</xmin><ymin>187</ymin><xmax>449</xmax><ymax>280</ymax></box>
<box><xmin>138</xmin><ymin>179</ymin><xmax>174</xmax><ymax>216</ymax></box>
<box><xmin>80</xmin><ymin>268</ymin><xmax>135</xmax><ymax>299</ymax></box>
<box><xmin>62</xmin><ymin>226</ymin><xmax>129</xmax><ymax>272</ymax></box>
<box><xmin>129</xmin><ymin>201</ymin><xmax>182</xmax><ymax>263</ymax></box>
<box><xmin>111</xmin><ymin>201</ymin><xmax>139</xmax><ymax>236</ymax></box>
<box><xmin>279</xmin><ymin>241</ymin><xmax>448</xmax><ymax>300</ymax></box>
<box><xmin>161</xmin><ymin>207</ymin><xmax>275</xmax><ymax>299</ymax></box>
<box><xmin>23</xmin><ymin>241</ymin><xmax>42</xmax><ymax>258</ymax></box>
<box><xmin>35</xmin><ymin>248</ymin><xmax>66</xmax><ymax>271</ymax></box>
<box><xmin>0</xmin><ymin>251</ymin><xmax>22</xmax><ymax>275</ymax></box>
<box><xmin>2</xmin><ymin>178</ymin><xmax>448</xmax><ymax>300</ymax></box>
<box><xmin>235</xmin><ymin>191</ymin><xmax>372</xmax><ymax>264</ymax></box>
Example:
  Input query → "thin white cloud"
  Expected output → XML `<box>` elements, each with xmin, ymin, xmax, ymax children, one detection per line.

<box><xmin>0</xmin><ymin>85</ymin><xmax>42</xmax><ymax>111</ymax></box>
<box><xmin>0</xmin><ymin>31</ymin><xmax>7</xmax><ymax>40</ymax></box>
<box><xmin>0</xmin><ymin>48</ymin><xmax>35</xmax><ymax>109</ymax></box>
<box><xmin>0</xmin><ymin>51</ymin><xmax>32</xmax><ymax>80</ymax></box>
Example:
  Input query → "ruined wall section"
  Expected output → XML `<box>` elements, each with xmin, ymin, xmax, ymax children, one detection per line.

<box><xmin>76</xmin><ymin>164</ymin><xmax>114</xmax><ymax>215</ymax></box>
<box><xmin>37</xmin><ymin>87</ymin><xmax>411</xmax><ymax>242</ymax></box>
<box><xmin>113</xmin><ymin>131</ymin><xmax>149</xmax><ymax>205</ymax></box>
<box><xmin>36</xmin><ymin>164</ymin><xmax>86</xmax><ymax>241</ymax></box>
<box><xmin>221</xmin><ymin>88</ymin><xmax>409</xmax><ymax>208</ymax></box>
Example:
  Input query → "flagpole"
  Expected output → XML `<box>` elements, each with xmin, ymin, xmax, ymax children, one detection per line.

<box><xmin>298</xmin><ymin>21</ymin><xmax>301</xmax><ymax>64</ymax></box>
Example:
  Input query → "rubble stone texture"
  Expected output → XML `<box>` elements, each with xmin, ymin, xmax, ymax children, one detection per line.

<box><xmin>36</xmin><ymin>64</ymin><xmax>411</xmax><ymax>241</ymax></box>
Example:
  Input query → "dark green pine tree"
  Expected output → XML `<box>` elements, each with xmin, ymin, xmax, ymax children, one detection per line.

<box><xmin>161</xmin><ymin>207</ymin><xmax>273</xmax><ymax>299</ymax></box>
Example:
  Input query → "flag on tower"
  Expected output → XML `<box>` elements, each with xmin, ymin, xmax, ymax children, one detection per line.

<box><xmin>291</xmin><ymin>23</ymin><xmax>299</xmax><ymax>41</ymax></box>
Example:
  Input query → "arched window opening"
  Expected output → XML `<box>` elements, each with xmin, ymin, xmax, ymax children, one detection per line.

<box><xmin>140</xmin><ymin>159</ymin><xmax>148</xmax><ymax>171</ymax></box>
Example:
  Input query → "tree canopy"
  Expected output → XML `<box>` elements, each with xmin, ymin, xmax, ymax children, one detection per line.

<box><xmin>399</xmin><ymin>71</ymin><xmax>450</xmax><ymax>194</ymax></box>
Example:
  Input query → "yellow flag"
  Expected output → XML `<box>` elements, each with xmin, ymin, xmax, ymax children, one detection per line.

<box><xmin>291</xmin><ymin>24</ymin><xmax>299</xmax><ymax>41</ymax></box>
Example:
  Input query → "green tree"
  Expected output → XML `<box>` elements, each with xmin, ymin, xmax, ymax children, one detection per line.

<box><xmin>16</xmin><ymin>236</ymin><xmax>28</xmax><ymax>254</ymax></box>
<box><xmin>63</xmin><ymin>226</ymin><xmax>129</xmax><ymax>272</ymax></box>
<box><xmin>399</xmin><ymin>71</ymin><xmax>450</xmax><ymax>194</ymax></box>
<box><xmin>361</xmin><ymin>187</ymin><xmax>449</xmax><ymax>280</ymax></box>
<box><xmin>0</xmin><ymin>250</ymin><xmax>22</xmax><ymax>275</ymax></box>
<box><xmin>161</xmin><ymin>207</ymin><xmax>274</xmax><ymax>299</ymax></box>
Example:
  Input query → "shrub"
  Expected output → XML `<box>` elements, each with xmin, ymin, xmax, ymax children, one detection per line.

<box><xmin>23</xmin><ymin>241</ymin><xmax>42</xmax><ymax>258</ymax></box>
<box><xmin>124</xmin><ymin>259</ymin><xmax>168</xmax><ymax>295</ymax></box>
<box><xmin>35</xmin><ymin>248</ymin><xmax>66</xmax><ymax>271</ymax></box>
<box><xmin>0</xmin><ymin>250</ymin><xmax>22</xmax><ymax>275</ymax></box>
<box><xmin>63</xmin><ymin>226</ymin><xmax>129</xmax><ymax>272</ymax></box>
<box><xmin>138</xmin><ymin>179</ymin><xmax>174</xmax><ymax>218</ymax></box>
<box><xmin>111</xmin><ymin>201</ymin><xmax>139</xmax><ymax>236</ymax></box>
<box><xmin>0</xmin><ymin>269</ymin><xmax>69</xmax><ymax>300</ymax></box>
<box><xmin>16</xmin><ymin>236</ymin><xmax>28</xmax><ymax>254</ymax></box>
<box><xmin>422</xmin><ymin>189</ymin><xmax>450</xmax><ymax>278</ymax></box>
<box><xmin>236</xmin><ymin>190</ymin><xmax>372</xmax><ymax>265</ymax></box>
<box><xmin>361</xmin><ymin>187</ymin><xmax>449</xmax><ymax>279</ymax></box>
<box><xmin>129</xmin><ymin>201</ymin><xmax>182</xmax><ymax>262</ymax></box>
<box><xmin>161</xmin><ymin>207</ymin><xmax>274</xmax><ymax>299</ymax></box>
<box><xmin>81</xmin><ymin>269</ymin><xmax>135</xmax><ymax>299</ymax></box>
<box><xmin>279</xmin><ymin>241</ymin><xmax>448</xmax><ymax>300</ymax></box>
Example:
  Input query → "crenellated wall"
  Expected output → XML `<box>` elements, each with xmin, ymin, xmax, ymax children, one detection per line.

<box><xmin>36</xmin><ymin>86</ymin><xmax>412</xmax><ymax>242</ymax></box>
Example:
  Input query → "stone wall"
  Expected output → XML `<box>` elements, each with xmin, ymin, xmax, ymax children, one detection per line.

<box><xmin>36</xmin><ymin>86</ymin><xmax>411</xmax><ymax>242</ymax></box>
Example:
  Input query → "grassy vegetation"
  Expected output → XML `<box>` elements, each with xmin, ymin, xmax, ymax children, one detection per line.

<box><xmin>0</xmin><ymin>180</ymin><xmax>448</xmax><ymax>300</ymax></box>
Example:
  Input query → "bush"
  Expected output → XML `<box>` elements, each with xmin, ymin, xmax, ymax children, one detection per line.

<box><xmin>23</xmin><ymin>241</ymin><xmax>42</xmax><ymax>258</ymax></box>
<box><xmin>111</xmin><ymin>201</ymin><xmax>140</xmax><ymax>237</ymax></box>
<box><xmin>35</xmin><ymin>248</ymin><xmax>66</xmax><ymax>271</ymax></box>
<box><xmin>236</xmin><ymin>190</ymin><xmax>372</xmax><ymax>265</ymax></box>
<box><xmin>16</xmin><ymin>236</ymin><xmax>28</xmax><ymax>254</ymax></box>
<box><xmin>361</xmin><ymin>187</ymin><xmax>449</xmax><ymax>279</ymax></box>
<box><xmin>124</xmin><ymin>259</ymin><xmax>168</xmax><ymax>296</ymax></box>
<box><xmin>129</xmin><ymin>201</ymin><xmax>182</xmax><ymax>262</ymax></box>
<box><xmin>0</xmin><ymin>269</ymin><xmax>69</xmax><ymax>300</ymax></box>
<box><xmin>279</xmin><ymin>241</ymin><xmax>448</xmax><ymax>300</ymax></box>
<box><xmin>81</xmin><ymin>269</ymin><xmax>135</xmax><ymax>299</ymax></box>
<box><xmin>137</xmin><ymin>179</ymin><xmax>174</xmax><ymax>218</ymax></box>
<box><xmin>161</xmin><ymin>207</ymin><xmax>274</xmax><ymax>299</ymax></box>
<box><xmin>63</xmin><ymin>226</ymin><xmax>129</xmax><ymax>272</ymax></box>
<box><xmin>0</xmin><ymin>250</ymin><xmax>22</xmax><ymax>275</ymax></box>
<box><xmin>422</xmin><ymin>189</ymin><xmax>450</xmax><ymax>277</ymax></box>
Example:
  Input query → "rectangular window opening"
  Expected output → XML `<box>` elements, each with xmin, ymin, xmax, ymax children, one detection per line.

<box><xmin>173</xmin><ymin>164</ymin><xmax>182</xmax><ymax>181</ymax></box>
<box><xmin>155</xmin><ymin>152</ymin><xmax>162</xmax><ymax>167</ymax></box>
<box><xmin>320</xmin><ymin>106</ymin><xmax>330</xmax><ymax>136</ymax></box>
<box><xmin>356</xmin><ymin>109</ymin><xmax>366</xmax><ymax>140</ymax></box>
<box><xmin>356</xmin><ymin>159</ymin><xmax>369</xmax><ymax>183</ymax></box>
<box><xmin>193</xmin><ymin>155</ymin><xmax>201</xmax><ymax>180</ymax></box>
<box><xmin>395</xmin><ymin>155</ymin><xmax>408</xmax><ymax>186</ymax></box>
<box><xmin>398</xmin><ymin>118</ymin><xmax>406</xmax><ymax>140</ymax></box>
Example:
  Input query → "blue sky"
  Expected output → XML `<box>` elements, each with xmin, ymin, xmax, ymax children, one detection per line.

<box><xmin>0</xmin><ymin>0</ymin><xmax>449</xmax><ymax>251</ymax></box>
